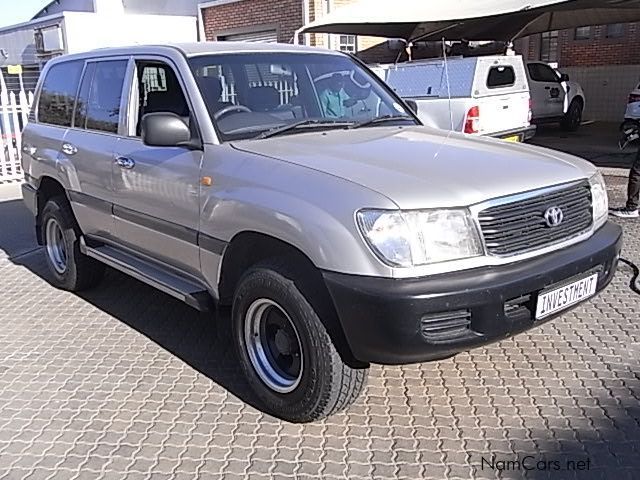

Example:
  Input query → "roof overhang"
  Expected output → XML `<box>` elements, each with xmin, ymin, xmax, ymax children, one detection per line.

<box><xmin>299</xmin><ymin>0</ymin><xmax>640</xmax><ymax>42</ymax></box>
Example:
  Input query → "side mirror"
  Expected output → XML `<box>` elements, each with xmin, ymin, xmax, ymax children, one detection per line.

<box><xmin>559</xmin><ymin>73</ymin><xmax>570</xmax><ymax>82</ymax></box>
<box><xmin>405</xmin><ymin>99</ymin><xmax>418</xmax><ymax>114</ymax></box>
<box><xmin>141</xmin><ymin>113</ymin><xmax>193</xmax><ymax>148</ymax></box>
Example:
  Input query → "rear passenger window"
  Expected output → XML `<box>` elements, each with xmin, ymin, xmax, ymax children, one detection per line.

<box><xmin>85</xmin><ymin>60</ymin><xmax>128</xmax><ymax>134</ymax></box>
<box><xmin>487</xmin><ymin>66</ymin><xmax>516</xmax><ymax>88</ymax></box>
<box><xmin>37</xmin><ymin>61</ymin><xmax>84</xmax><ymax>127</ymax></box>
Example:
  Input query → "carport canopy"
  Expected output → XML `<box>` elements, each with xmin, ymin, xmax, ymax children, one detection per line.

<box><xmin>299</xmin><ymin>0</ymin><xmax>640</xmax><ymax>43</ymax></box>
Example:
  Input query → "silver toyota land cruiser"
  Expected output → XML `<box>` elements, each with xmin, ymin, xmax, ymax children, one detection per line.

<box><xmin>22</xmin><ymin>42</ymin><xmax>622</xmax><ymax>423</ymax></box>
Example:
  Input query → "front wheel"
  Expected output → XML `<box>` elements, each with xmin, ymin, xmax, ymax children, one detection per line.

<box><xmin>561</xmin><ymin>100</ymin><xmax>583</xmax><ymax>132</ymax></box>
<box><xmin>232</xmin><ymin>260</ymin><xmax>368</xmax><ymax>423</ymax></box>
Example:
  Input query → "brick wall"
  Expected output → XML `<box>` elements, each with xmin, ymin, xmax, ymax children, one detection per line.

<box><xmin>514</xmin><ymin>23</ymin><xmax>640</xmax><ymax>122</ymax></box>
<box><xmin>516</xmin><ymin>22</ymin><xmax>640</xmax><ymax>67</ymax></box>
<box><xmin>201</xmin><ymin>0</ymin><xmax>385</xmax><ymax>56</ymax></box>
<box><xmin>202</xmin><ymin>0</ymin><xmax>304</xmax><ymax>44</ymax></box>
<box><xmin>561</xmin><ymin>24</ymin><xmax>640</xmax><ymax>67</ymax></box>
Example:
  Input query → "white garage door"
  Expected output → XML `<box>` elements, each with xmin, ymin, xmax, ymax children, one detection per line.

<box><xmin>220</xmin><ymin>30</ymin><xmax>278</xmax><ymax>43</ymax></box>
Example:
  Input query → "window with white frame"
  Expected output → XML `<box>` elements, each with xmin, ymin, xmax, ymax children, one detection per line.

<box><xmin>337</xmin><ymin>35</ymin><xmax>357</xmax><ymax>53</ymax></box>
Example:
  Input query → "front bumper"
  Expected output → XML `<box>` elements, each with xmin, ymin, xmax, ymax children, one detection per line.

<box><xmin>488</xmin><ymin>125</ymin><xmax>537</xmax><ymax>142</ymax></box>
<box><xmin>323</xmin><ymin>222</ymin><xmax>622</xmax><ymax>365</ymax></box>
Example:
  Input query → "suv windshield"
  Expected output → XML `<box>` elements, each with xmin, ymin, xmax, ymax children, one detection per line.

<box><xmin>189</xmin><ymin>52</ymin><xmax>416</xmax><ymax>141</ymax></box>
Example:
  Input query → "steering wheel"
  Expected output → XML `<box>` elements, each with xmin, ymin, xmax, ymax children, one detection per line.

<box><xmin>214</xmin><ymin>105</ymin><xmax>252</xmax><ymax>120</ymax></box>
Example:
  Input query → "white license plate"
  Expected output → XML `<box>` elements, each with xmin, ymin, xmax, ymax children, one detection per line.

<box><xmin>535</xmin><ymin>273</ymin><xmax>599</xmax><ymax>320</ymax></box>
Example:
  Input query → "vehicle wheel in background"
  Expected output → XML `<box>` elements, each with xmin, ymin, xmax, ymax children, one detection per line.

<box><xmin>561</xmin><ymin>100</ymin><xmax>583</xmax><ymax>132</ymax></box>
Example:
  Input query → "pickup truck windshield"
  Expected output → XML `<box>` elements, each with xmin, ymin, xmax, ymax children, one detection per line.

<box><xmin>189</xmin><ymin>52</ymin><xmax>416</xmax><ymax>141</ymax></box>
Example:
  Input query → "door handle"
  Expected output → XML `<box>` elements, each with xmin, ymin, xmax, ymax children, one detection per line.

<box><xmin>544</xmin><ymin>86</ymin><xmax>551</xmax><ymax>90</ymax></box>
<box><xmin>22</xmin><ymin>144</ymin><xmax>37</xmax><ymax>156</ymax></box>
<box><xmin>115</xmin><ymin>156</ymin><xmax>135</xmax><ymax>169</ymax></box>
<box><xmin>61</xmin><ymin>143</ymin><xmax>77</xmax><ymax>155</ymax></box>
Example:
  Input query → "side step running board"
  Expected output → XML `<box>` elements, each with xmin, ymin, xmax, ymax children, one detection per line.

<box><xmin>80</xmin><ymin>238</ymin><xmax>213</xmax><ymax>312</ymax></box>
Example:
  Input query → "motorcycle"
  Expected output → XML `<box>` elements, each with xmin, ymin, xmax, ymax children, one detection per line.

<box><xmin>619</xmin><ymin>119</ymin><xmax>640</xmax><ymax>150</ymax></box>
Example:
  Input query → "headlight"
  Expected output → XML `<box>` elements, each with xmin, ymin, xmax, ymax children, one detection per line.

<box><xmin>589</xmin><ymin>172</ymin><xmax>608</xmax><ymax>227</ymax></box>
<box><xmin>356</xmin><ymin>209</ymin><xmax>483</xmax><ymax>267</ymax></box>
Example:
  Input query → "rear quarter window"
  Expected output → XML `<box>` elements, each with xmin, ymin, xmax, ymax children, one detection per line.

<box><xmin>487</xmin><ymin>66</ymin><xmax>516</xmax><ymax>89</ymax></box>
<box><xmin>37</xmin><ymin>60</ymin><xmax>84</xmax><ymax>127</ymax></box>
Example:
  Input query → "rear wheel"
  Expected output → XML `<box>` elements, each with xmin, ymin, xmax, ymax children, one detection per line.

<box><xmin>232</xmin><ymin>260</ymin><xmax>368</xmax><ymax>423</ymax></box>
<box><xmin>41</xmin><ymin>197</ymin><xmax>105</xmax><ymax>291</ymax></box>
<box><xmin>561</xmin><ymin>100</ymin><xmax>583</xmax><ymax>131</ymax></box>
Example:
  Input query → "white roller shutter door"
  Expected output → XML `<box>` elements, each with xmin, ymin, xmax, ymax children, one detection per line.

<box><xmin>220</xmin><ymin>30</ymin><xmax>278</xmax><ymax>43</ymax></box>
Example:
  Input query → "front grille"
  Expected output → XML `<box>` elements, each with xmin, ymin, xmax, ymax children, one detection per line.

<box><xmin>478</xmin><ymin>181</ymin><xmax>593</xmax><ymax>256</ymax></box>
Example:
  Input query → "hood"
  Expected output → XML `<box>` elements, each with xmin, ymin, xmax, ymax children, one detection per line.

<box><xmin>232</xmin><ymin>126</ymin><xmax>596</xmax><ymax>210</ymax></box>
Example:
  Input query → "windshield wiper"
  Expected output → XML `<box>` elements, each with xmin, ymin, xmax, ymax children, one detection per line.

<box><xmin>257</xmin><ymin>119</ymin><xmax>353</xmax><ymax>139</ymax></box>
<box><xmin>349</xmin><ymin>115</ymin><xmax>415</xmax><ymax>130</ymax></box>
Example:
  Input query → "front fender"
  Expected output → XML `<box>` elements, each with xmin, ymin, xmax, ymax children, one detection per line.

<box><xmin>198</xmin><ymin>145</ymin><xmax>397</xmax><ymax>293</ymax></box>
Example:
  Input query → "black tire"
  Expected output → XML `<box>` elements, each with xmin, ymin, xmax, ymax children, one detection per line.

<box><xmin>41</xmin><ymin>196</ymin><xmax>105</xmax><ymax>291</ymax></box>
<box><xmin>232</xmin><ymin>259</ymin><xmax>368</xmax><ymax>423</ymax></box>
<box><xmin>561</xmin><ymin>99</ymin><xmax>583</xmax><ymax>132</ymax></box>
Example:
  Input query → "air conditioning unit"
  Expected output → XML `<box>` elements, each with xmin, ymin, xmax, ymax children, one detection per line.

<box><xmin>34</xmin><ymin>25</ymin><xmax>64</xmax><ymax>54</ymax></box>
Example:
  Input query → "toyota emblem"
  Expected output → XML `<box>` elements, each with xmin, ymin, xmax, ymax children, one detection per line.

<box><xmin>544</xmin><ymin>206</ymin><xmax>564</xmax><ymax>228</ymax></box>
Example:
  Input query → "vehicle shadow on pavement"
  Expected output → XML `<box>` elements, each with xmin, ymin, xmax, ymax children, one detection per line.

<box><xmin>12</xmin><ymin>249</ymin><xmax>264</xmax><ymax>415</ymax></box>
<box><xmin>1</xmin><ymin>192</ymin><xmax>258</xmax><ymax>411</ymax></box>
<box><xmin>0</xmin><ymin>198</ymin><xmax>39</xmax><ymax>260</ymax></box>
<box><xmin>531</xmin><ymin>123</ymin><xmax>637</xmax><ymax>169</ymax></box>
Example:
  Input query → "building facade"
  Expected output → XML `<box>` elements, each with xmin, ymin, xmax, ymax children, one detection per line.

<box><xmin>516</xmin><ymin>23</ymin><xmax>640</xmax><ymax>67</ymax></box>
<box><xmin>515</xmin><ymin>22</ymin><xmax>640</xmax><ymax>122</ymax></box>
<box><xmin>0</xmin><ymin>0</ymin><xmax>200</xmax><ymax>92</ymax></box>
<box><xmin>199</xmin><ymin>0</ymin><xmax>384</xmax><ymax>56</ymax></box>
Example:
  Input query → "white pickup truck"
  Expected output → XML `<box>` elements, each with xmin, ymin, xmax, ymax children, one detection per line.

<box><xmin>525</xmin><ymin>61</ymin><xmax>586</xmax><ymax>131</ymax></box>
<box><xmin>372</xmin><ymin>55</ymin><xmax>536</xmax><ymax>142</ymax></box>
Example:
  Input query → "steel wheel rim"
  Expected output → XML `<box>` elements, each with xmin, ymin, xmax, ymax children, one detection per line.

<box><xmin>244</xmin><ymin>298</ymin><xmax>303</xmax><ymax>394</ymax></box>
<box><xmin>45</xmin><ymin>218</ymin><xmax>67</xmax><ymax>274</ymax></box>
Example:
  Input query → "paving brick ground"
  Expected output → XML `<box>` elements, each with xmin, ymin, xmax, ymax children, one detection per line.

<box><xmin>0</xmin><ymin>179</ymin><xmax>638</xmax><ymax>479</ymax></box>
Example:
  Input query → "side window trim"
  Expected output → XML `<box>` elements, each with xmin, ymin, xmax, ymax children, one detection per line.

<box><xmin>71</xmin><ymin>61</ymin><xmax>91</xmax><ymax>129</ymax></box>
<box><xmin>122</xmin><ymin>57</ymin><xmax>138</xmax><ymax>137</ymax></box>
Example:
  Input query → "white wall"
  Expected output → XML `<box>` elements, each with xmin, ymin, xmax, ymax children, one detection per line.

<box><xmin>93</xmin><ymin>0</ymin><xmax>124</xmax><ymax>16</ymax></box>
<box><xmin>562</xmin><ymin>65</ymin><xmax>640</xmax><ymax>122</ymax></box>
<box><xmin>63</xmin><ymin>12</ymin><xmax>197</xmax><ymax>53</ymax></box>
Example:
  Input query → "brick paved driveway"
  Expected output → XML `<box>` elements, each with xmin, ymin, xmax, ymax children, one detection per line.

<box><xmin>0</xmin><ymin>178</ymin><xmax>638</xmax><ymax>480</ymax></box>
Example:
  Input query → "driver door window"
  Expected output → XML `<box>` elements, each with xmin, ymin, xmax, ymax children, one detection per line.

<box><xmin>129</xmin><ymin>62</ymin><xmax>190</xmax><ymax>136</ymax></box>
<box><xmin>528</xmin><ymin>64</ymin><xmax>560</xmax><ymax>83</ymax></box>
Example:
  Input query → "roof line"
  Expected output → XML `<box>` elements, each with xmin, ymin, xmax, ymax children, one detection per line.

<box><xmin>0</xmin><ymin>11</ymin><xmax>65</xmax><ymax>34</ymax></box>
<box><xmin>31</xmin><ymin>0</ymin><xmax>60</xmax><ymax>21</ymax></box>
